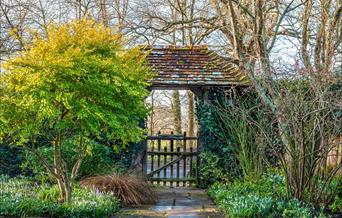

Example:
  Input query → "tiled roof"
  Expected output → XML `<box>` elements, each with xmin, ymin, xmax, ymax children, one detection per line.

<box><xmin>143</xmin><ymin>45</ymin><xmax>249</xmax><ymax>88</ymax></box>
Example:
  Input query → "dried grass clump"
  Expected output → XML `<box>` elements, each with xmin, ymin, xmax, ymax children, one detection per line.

<box><xmin>80</xmin><ymin>175</ymin><xmax>157</xmax><ymax>205</ymax></box>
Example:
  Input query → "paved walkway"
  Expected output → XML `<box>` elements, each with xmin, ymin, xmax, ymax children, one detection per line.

<box><xmin>117</xmin><ymin>187</ymin><xmax>225</xmax><ymax>218</ymax></box>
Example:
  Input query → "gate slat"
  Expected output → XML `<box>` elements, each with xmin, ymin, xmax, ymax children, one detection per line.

<box><xmin>163</xmin><ymin>146</ymin><xmax>167</xmax><ymax>186</ymax></box>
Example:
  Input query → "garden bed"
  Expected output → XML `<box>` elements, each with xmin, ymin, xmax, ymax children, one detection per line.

<box><xmin>208</xmin><ymin>172</ymin><xmax>341</xmax><ymax>217</ymax></box>
<box><xmin>0</xmin><ymin>175</ymin><xmax>120</xmax><ymax>218</ymax></box>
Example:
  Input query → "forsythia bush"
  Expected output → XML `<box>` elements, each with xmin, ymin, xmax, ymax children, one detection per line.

<box><xmin>0</xmin><ymin>19</ymin><xmax>152</xmax><ymax>202</ymax></box>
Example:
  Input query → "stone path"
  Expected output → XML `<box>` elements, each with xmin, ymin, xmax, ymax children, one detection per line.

<box><xmin>117</xmin><ymin>187</ymin><xmax>225</xmax><ymax>218</ymax></box>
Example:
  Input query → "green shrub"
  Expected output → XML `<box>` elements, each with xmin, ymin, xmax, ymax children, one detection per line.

<box><xmin>0</xmin><ymin>175</ymin><xmax>119</xmax><ymax>218</ymax></box>
<box><xmin>196</xmin><ymin>98</ymin><xmax>240</xmax><ymax>182</ymax></box>
<box><xmin>329</xmin><ymin>197</ymin><xmax>342</xmax><ymax>213</ymax></box>
<box><xmin>0</xmin><ymin>144</ymin><xmax>24</xmax><ymax>177</ymax></box>
<box><xmin>328</xmin><ymin>176</ymin><xmax>342</xmax><ymax>213</ymax></box>
<box><xmin>199</xmin><ymin>152</ymin><xmax>231</xmax><ymax>187</ymax></box>
<box><xmin>38</xmin><ymin>185</ymin><xmax>61</xmax><ymax>202</ymax></box>
<box><xmin>196</xmin><ymin>88</ymin><xmax>281</xmax><ymax>187</ymax></box>
<box><xmin>276</xmin><ymin>199</ymin><xmax>313</xmax><ymax>217</ymax></box>
<box><xmin>208</xmin><ymin>172</ymin><xmax>313</xmax><ymax>217</ymax></box>
<box><xmin>21</xmin><ymin>141</ymin><xmax>122</xmax><ymax>183</ymax></box>
<box><xmin>56</xmin><ymin>188</ymin><xmax>119</xmax><ymax>218</ymax></box>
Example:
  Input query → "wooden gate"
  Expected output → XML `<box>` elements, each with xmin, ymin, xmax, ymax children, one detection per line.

<box><xmin>144</xmin><ymin>132</ymin><xmax>200</xmax><ymax>186</ymax></box>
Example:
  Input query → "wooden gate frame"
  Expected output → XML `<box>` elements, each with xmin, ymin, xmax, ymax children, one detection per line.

<box><xmin>143</xmin><ymin>132</ymin><xmax>200</xmax><ymax>186</ymax></box>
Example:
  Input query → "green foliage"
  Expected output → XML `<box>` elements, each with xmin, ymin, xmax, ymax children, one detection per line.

<box><xmin>0</xmin><ymin>18</ymin><xmax>151</xmax><ymax>149</ymax></box>
<box><xmin>327</xmin><ymin>176</ymin><xmax>342</xmax><ymax>213</ymax></box>
<box><xmin>21</xmin><ymin>141</ymin><xmax>123</xmax><ymax>182</ymax></box>
<box><xmin>329</xmin><ymin>197</ymin><xmax>342</xmax><ymax>213</ymax></box>
<box><xmin>196</xmin><ymin>88</ymin><xmax>280</xmax><ymax>187</ymax></box>
<box><xmin>198</xmin><ymin>152</ymin><xmax>231</xmax><ymax>187</ymax></box>
<box><xmin>0</xmin><ymin>175</ymin><xmax>119</xmax><ymax>217</ymax></box>
<box><xmin>38</xmin><ymin>185</ymin><xmax>61</xmax><ymax>202</ymax></box>
<box><xmin>0</xmin><ymin>144</ymin><xmax>24</xmax><ymax>177</ymax></box>
<box><xmin>208</xmin><ymin>172</ymin><xmax>313</xmax><ymax>217</ymax></box>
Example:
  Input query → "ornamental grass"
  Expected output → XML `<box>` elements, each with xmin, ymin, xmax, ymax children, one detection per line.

<box><xmin>80</xmin><ymin>174</ymin><xmax>157</xmax><ymax>205</ymax></box>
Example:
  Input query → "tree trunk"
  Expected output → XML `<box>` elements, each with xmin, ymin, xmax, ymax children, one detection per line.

<box><xmin>99</xmin><ymin>0</ymin><xmax>108</xmax><ymax>27</ymax></box>
<box><xmin>130</xmin><ymin>120</ymin><xmax>147</xmax><ymax>177</ymax></box>
<box><xmin>150</xmin><ymin>91</ymin><xmax>155</xmax><ymax>135</ymax></box>
<box><xmin>76</xmin><ymin>0</ymin><xmax>82</xmax><ymax>20</ymax></box>
<box><xmin>56</xmin><ymin>176</ymin><xmax>72</xmax><ymax>203</ymax></box>
<box><xmin>187</xmin><ymin>91</ymin><xmax>195</xmax><ymax>146</ymax></box>
<box><xmin>172</xmin><ymin>90</ymin><xmax>182</xmax><ymax>135</ymax></box>
<box><xmin>51</xmin><ymin>133</ymin><xmax>86</xmax><ymax>203</ymax></box>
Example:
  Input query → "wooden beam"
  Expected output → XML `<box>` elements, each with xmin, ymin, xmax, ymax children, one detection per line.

<box><xmin>149</xmin><ymin>178</ymin><xmax>196</xmax><ymax>182</ymax></box>
<box><xmin>147</xmin><ymin>135</ymin><xmax>197</xmax><ymax>140</ymax></box>
<box><xmin>147</xmin><ymin>151</ymin><xmax>198</xmax><ymax>155</ymax></box>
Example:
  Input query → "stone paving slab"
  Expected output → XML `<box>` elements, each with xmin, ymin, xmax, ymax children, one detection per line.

<box><xmin>117</xmin><ymin>187</ymin><xmax>225</xmax><ymax>218</ymax></box>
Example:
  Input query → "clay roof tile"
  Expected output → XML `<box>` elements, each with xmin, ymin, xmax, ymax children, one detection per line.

<box><xmin>141</xmin><ymin>45</ymin><xmax>250</xmax><ymax>88</ymax></box>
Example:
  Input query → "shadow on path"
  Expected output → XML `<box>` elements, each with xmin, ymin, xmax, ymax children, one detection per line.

<box><xmin>117</xmin><ymin>187</ymin><xmax>225</xmax><ymax>218</ymax></box>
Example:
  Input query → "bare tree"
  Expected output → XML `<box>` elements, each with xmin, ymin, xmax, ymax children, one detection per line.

<box><xmin>210</xmin><ymin>0</ymin><xmax>341</xmax><ymax>203</ymax></box>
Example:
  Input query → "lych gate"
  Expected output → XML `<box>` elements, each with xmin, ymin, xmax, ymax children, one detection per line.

<box><xmin>142</xmin><ymin>45</ymin><xmax>249</xmax><ymax>186</ymax></box>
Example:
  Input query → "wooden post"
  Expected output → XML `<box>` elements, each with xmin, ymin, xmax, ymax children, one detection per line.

<box><xmin>132</xmin><ymin>119</ymin><xmax>146</xmax><ymax>178</ymax></box>
<box><xmin>151</xmin><ymin>143</ymin><xmax>154</xmax><ymax>181</ymax></box>
<box><xmin>203</xmin><ymin>88</ymin><xmax>209</xmax><ymax>105</ymax></box>
<box><xmin>183</xmin><ymin>132</ymin><xmax>187</xmax><ymax>186</ymax></box>
<box><xmin>189</xmin><ymin>147</ymin><xmax>193</xmax><ymax>186</ymax></box>
<box><xmin>176</xmin><ymin>147</ymin><xmax>180</xmax><ymax>187</ymax></box>
<box><xmin>196</xmin><ymin>133</ymin><xmax>201</xmax><ymax>186</ymax></box>
<box><xmin>157</xmin><ymin>131</ymin><xmax>161</xmax><ymax>185</ymax></box>
<box><xmin>142</xmin><ymin>139</ymin><xmax>148</xmax><ymax>177</ymax></box>
<box><xmin>170</xmin><ymin>131</ymin><xmax>174</xmax><ymax>187</ymax></box>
